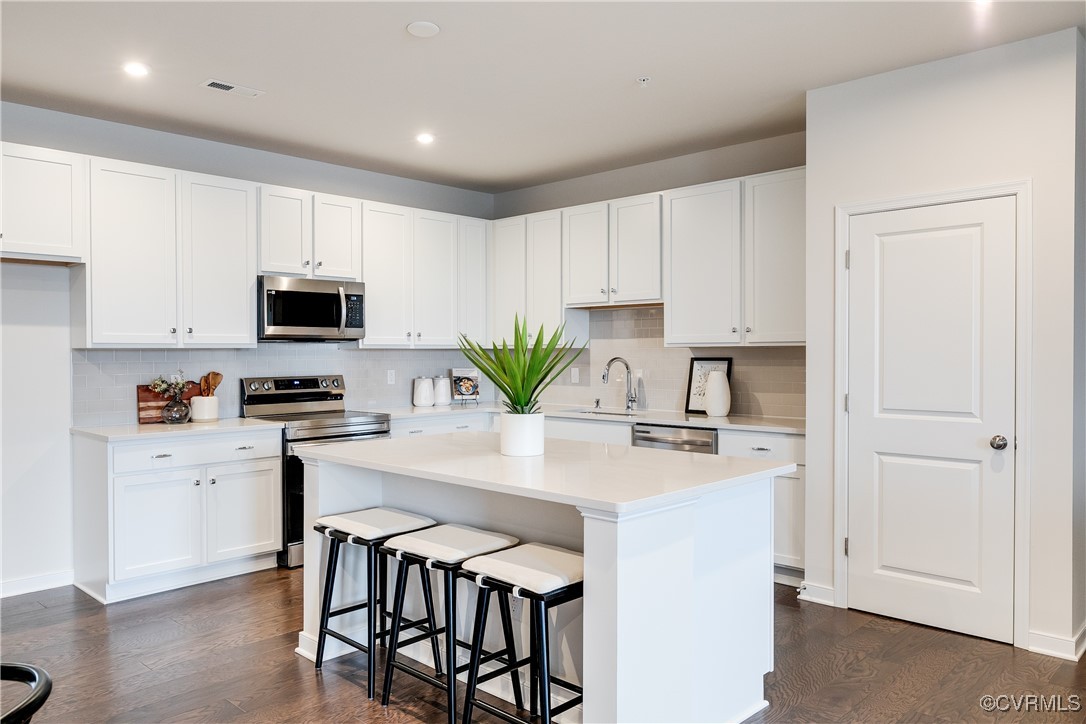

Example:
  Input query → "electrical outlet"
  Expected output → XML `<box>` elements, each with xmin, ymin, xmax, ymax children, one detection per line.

<box><xmin>509</xmin><ymin>596</ymin><xmax>522</xmax><ymax>617</ymax></box>
<box><xmin>570</xmin><ymin>367</ymin><xmax>580</xmax><ymax>384</ymax></box>
<box><xmin>387</xmin><ymin>370</ymin><xmax>396</xmax><ymax>385</ymax></box>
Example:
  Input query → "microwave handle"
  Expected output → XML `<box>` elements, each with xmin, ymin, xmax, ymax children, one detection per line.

<box><xmin>337</xmin><ymin>286</ymin><xmax>347</xmax><ymax>336</ymax></box>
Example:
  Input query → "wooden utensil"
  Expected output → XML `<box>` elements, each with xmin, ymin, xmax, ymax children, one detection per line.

<box><xmin>200</xmin><ymin>375</ymin><xmax>210</xmax><ymax>397</ymax></box>
<box><xmin>208</xmin><ymin>371</ymin><xmax>224</xmax><ymax>396</ymax></box>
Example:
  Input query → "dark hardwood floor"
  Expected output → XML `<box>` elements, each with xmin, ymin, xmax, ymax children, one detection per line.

<box><xmin>2</xmin><ymin>570</ymin><xmax>1082</xmax><ymax>722</ymax></box>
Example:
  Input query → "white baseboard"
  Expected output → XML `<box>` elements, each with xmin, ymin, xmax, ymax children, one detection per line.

<box><xmin>1</xmin><ymin>569</ymin><xmax>74</xmax><ymax>598</ymax></box>
<box><xmin>773</xmin><ymin>565</ymin><xmax>804</xmax><ymax>588</ymax></box>
<box><xmin>1028</xmin><ymin>624</ymin><xmax>1086</xmax><ymax>661</ymax></box>
<box><xmin>796</xmin><ymin>581</ymin><xmax>836</xmax><ymax>606</ymax></box>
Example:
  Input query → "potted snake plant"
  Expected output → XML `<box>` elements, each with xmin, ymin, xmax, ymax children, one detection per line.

<box><xmin>458</xmin><ymin>316</ymin><xmax>584</xmax><ymax>456</ymax></box>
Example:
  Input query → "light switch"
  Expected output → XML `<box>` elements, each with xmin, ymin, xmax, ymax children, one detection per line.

<box><xmin>387</xmin><ymin>370</ymin><xmax>396</xmax><ymax>385</ymax></box>
<box><xmin>570</xmin><ymin>368</ymin><xmax>580</xmax><ymax>384</ymax></box>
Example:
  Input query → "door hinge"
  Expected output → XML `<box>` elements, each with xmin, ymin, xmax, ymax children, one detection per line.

<box><xmin>844</xmin><ymin>249</ymin><xmax>850</xmax><ymax>269</ymax></box>
<box><xmin>844</xmin><ymin>393</ymin><xmax>849</xmax><ymax>413</ymax></box>
<box><xmin>844</xmin><ymin>537</ymin><xmax>849</xmax><ymax>556</ymax></box>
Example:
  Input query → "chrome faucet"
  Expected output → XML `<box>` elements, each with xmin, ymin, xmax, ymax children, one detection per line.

<box><xmin>602</xmin><ymin>356</ymin><xmax>638</xmax><ymax>411</ymax></box>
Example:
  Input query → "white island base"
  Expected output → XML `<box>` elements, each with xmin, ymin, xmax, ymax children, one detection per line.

<box><xmin>298</xmin><ymin>432</ymin><xmax>794</xmax><ymax>723</ymax></box>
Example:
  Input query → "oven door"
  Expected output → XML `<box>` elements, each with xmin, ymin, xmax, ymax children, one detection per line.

<box><xmin>259</xmin><ymin>275</ymin><xmax>365</xmax><ymax>341</ymax></box>
<box><xmin>280</xmin><ymin>433</ymin><xmax>390</xmax><ymax>568</ymax></box>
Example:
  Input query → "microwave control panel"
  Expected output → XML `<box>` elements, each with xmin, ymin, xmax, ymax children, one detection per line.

<box><xmin>345</xmin><ymin>294</ymin><xmax>364</xmax><ymax>328</ymax></box>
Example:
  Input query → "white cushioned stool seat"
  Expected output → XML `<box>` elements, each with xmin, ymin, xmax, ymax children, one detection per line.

<box><xmin>316</xmin><ymin>507</ymin><xmax>436</xmax><ymax>541</ymax></box>
<box><xmin>463</xmin><ymin>543</ymin><xmax>584</xmax><ymax>595</ymax></box>
<box><xmin>385</xmin><ymin>524</ymin><xmax>518</xmax><ymax>564</ymax></box>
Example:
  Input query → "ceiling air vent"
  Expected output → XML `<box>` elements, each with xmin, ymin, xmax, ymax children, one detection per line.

<box><xmin>201</xmin><ymin>79</ymin><xmax>265</xmax><ymax>98</ymax></box>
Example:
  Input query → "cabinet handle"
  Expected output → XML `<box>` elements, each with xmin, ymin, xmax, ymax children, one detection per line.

<box><xmin>732</xmin><ymin>327</ymin><xmax>738</xmax><ymax>333</ymax></box>
<box><xmin>194</xmin><ymin>479</ymin><xmax>201</xmax><ymax>486</ymax></box>
<box><xmin>316</xmin><ymin>261</ymin><xmax>323</xmax><ymax>268</ymax></box>
<box><xmin>236</xmin><ymin>445</ymin><xmax>254</xmax><ymax>450</ymax></box>
<box><xmin>303</xmin><ymin>260</ymin><xmax>310</xmax><ymax>267</ymax></box>
<box><xmin>416</xmin><ymin>332</ymin><xmax>421</xmax><ymax>338</ymax></box>
<box><xmin>752</xmin><ymin>446</ymin><xmax>772</xmax><ymax>452</ymax></box>
<box><xmin>746</xmin><ymin>326</ymin><xmax>752</xmax><ymax>333</ymax></box>
<box><xmin>210</xmin><ymin>478</ymin><xmax>217</xmax><ymax>485</ymax></box>
<box><xmin>406</xmin><ymin>332</ymin><xmax>411</xmax><ymax>338</ymax></box>
<box><xmin>169</xmin><ymin>327</ymin><xmax>177</xmax><ymax>334</ymax></box>
<box><xmin>409</xmin><ymin>429</ymin><xmax>423</xmax><ymax>435</ymax></box>
<box><xmin>152</xmin><ymin>453</ymin><xmax>173</xmax><ymax>459</ymax></box>
<box><xmin>187</xmin><ymin>327</ymin><xmax>193</xmax><ymax>334</ymax></box>
<box><xmin>600</xmin><ymin>288</ymin><xmax>606</xmax><ymax>295</ymax></box>
<box><xmin>611</xmin><ymin>287</ymin><xmax>617</xmax><ymax>294</ymax></box>
<box><xmin>455</xmin><ymin>425</ymin><xmax>469</xmax><ymax>430</ymax></box>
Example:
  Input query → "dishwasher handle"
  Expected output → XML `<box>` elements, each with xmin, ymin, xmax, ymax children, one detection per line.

<box><xmin>633</xmin><ymin>433</ymin><xmax>714</xmax><ymax>447</ymax></box>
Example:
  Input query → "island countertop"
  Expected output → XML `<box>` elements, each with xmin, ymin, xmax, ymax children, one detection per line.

<box><xmin>299</xmin><ymin>431</ymin><xmax>795</xmax><ymax>515</ymax></box>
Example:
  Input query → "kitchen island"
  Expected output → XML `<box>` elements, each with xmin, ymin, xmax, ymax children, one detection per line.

<box><xmin>298</xmin><ymin>432</ymin><xmax>795</xmax><ymax>723</ymax></box>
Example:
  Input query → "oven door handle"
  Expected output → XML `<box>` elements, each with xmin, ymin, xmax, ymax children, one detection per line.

<box><xmin>337</xmin><ymin>285</ymin><xmax>347</xmax><ymax>337</ymax></box>
<box><xmin>288</xmin><ymin>435</ymin><xmax>388</xmax><ymax>456</ymax></box>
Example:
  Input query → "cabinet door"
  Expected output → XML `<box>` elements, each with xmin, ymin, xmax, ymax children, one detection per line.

<box><xmin>90</xmin><ymin>158</ymin><xmax>178</xmax><ymax>345</ymax></box>
<box><xmin>489</xmin><ymin>216</ymin><xmax>527</xmax><ymax>342</ymax></box>
<box><xmin>525</xmin><ymin>210</ymin><xmax>563</xmax><ymax>342</ymax></box>
<box><xmin>412</xmin><ymin>209</ymin><xmax>459</xmax><ymax>347</ymax></box>
<box><xmin>743</xmin><ymin>168</ymin><xmax>806</xmax><ymax>344</ymax></box>
<box><xmin>313</xmin><ymin>192</ymin><xmax>362</xmax><ymax>281</ymax></box>
<box><xmin>609</xmin><ymin>194</ymin><xmax>661</xmax><ymax>303</ymax></box>
<box><xmin>113</xmin><ymin>467</ymin><xmax>203</xmax><ymax>580</ymax></box>
<box><xmin>361</xmin><ymin>202</ymin><xmax>413</xmax><ymax>346</ymax></box>
<box><xmin>2</xmin><ymin>143</ymin><xmax>88</xmax><ymax>261</ymax></box>
<box><xmin>205</xmin><ymin>459</ymin><xmax>282</xmax><ymax>563</ymax></box>
<box><xmin>180</xmin><ymin>173</ymin><xmax>257</xmax><ymax>347</ymax></box>
<box><xmin>457</xmin><ymin>217</ymin><xmax>488</xmax><ymax>343</ymax></box>
<box><xmin>562</xmin><ymin>202</ymin><xmax>609</xmax><ymax>306</ymax></box>
<box><xmin>773</xmin><ymin>467</ymin><xmax>805</xmax><ymax>569</ymax></box>
<box><xmin>663</xmin><ymin>180</ymin><xmax>742</xmax><ymax>345</ymax></box>
<box><xmin>259</xmin><ymin>185</ymin><xmax>312</xmax><ymax>276</ymax></box>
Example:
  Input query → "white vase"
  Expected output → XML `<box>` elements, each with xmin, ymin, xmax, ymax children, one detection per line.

<box><xmin>705</xmin><ymin>369</ymin><xmax>731</xmax><ymax>417</ymax></box>
<box><xmin>500</xmin><ymin>412</ymin><xmax>545</xmax><ymax>456</ymax></box>
<box><xmin>190</xmin><ymin>396</ymin><xmax>219</xmax><ymax>422</ymax></box>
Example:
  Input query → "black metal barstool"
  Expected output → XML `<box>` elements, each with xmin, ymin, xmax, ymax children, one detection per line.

<box><xmin>313</xmin><ymin>507</ymin><xmax>437</xmax><ymax>698</ymax></box>
<box><xmin>380</xmin><ymin>524</ymin><xmax>520</xmax><ymax>724</ymax></box>
<box><xmin>1</xmin><ymin>663</ymin><xmax>52</xmax><ymax>724</ymax></box>
<box><xmin>460</xmin><ymin>543</ymin><xmax>584</xmax><ymax>724</ymax></box>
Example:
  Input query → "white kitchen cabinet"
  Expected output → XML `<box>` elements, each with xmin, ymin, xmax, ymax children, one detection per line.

<box><xmin>742</xmin><ymin>168</ymin><xmax>806</xmax><ymax>344</ymax></box>
<box><xmin>457</xmin><ymin>217</ymin><xmax>488</xmax><ymax>343</ymax></box>
<box><xmin>663</xmin><ymin>169</ymin><xmax>805</xmax><ymax>347</ymax></box>
<box><xmin>411</xmin><ymin>209</ymin><xmax>459</xmax><ymax>347</ymax></box>
<box><xmin>544</xmin><ymin>417</ymin><xmax>633</xmax><ymax>445</ymax></box>
<box><xmin>562</xmin><ymin>202</ymin><xmax>609</xmax><ymax>306</ymax></box>
<box><xmin>391</xmin><ymin>413</ymin><xmax>492</xmax><ymax>438</ymax></box>
<box><xmin>489</xmin><ymin>216</ymin><xmax>527</xmax><ymax>341</ymax></box>
<box><xmin>1</xmin><ymin>142</ymin><xmax>88</xmax><ymax>262</ymax></box>
<box><xmin>526</xmin><ymin>210</ymin><xmax>563</xmax><ymax>341</ymax></box>
<box><xmin>259</xmin><ymin>186</ymin><xmax>361</xmax><ymax>281</ymax></box>
<box><xmin>181</xmin><ymin>172</ymin><xmax>258</xmax><ymax>346</ymax></box>
<box><xmin>74</xmin><ymin>428</ymin><xmax>283</xmax><ymax>603</ymax></box>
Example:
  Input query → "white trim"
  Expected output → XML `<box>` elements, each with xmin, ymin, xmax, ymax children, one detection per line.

<box><xmin>796</xmin><ymin>581</ymin><xmax>836</xmax><ymax>606</ymax></box>
<box><xmin>78</xmin><ymin>553</ymin><xmax>277</xmax><ymax>604</ymax></box>
<box><xmin>1027</xmin><ymin>623</ymin><xmax>1085</xmax><ymax>661</ymax></box>
<box><xmin>1</xmin><ymin>570</ymin><xmax>75</xmax><ymax>598</ymax></box>
<box><xmin>834</xmin><ymin>180</ymin><xmax>1033</xmax><ymax>647</ymax></box>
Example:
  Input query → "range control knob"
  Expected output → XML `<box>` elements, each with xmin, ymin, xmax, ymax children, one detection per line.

<box><xmin>320</xmin><ymin>378</ymin><xmax>329</xmax><ymax>388</ymax></box>
<box><xmin>331</xmin><ymin>378</ymin><xmax>340</xmax><ymax>388</ymax></box>
<box><xmin>249</xmin><ymin>381</ymin><xmax>260</xmax><ymax>392</ymax></box>
<box><xmin>262</xmin><ymin>381</ymin><xmax>272</xmax><ymax>391</ymax></box>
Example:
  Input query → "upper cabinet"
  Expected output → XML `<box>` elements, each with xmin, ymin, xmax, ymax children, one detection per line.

<box><xmin>1</xmin><ymin>143</ymin><xmax>89</xmax><ymax>262</ymax></box>
<box><xmin>411</xmin><ymin>208</ymin><xmax>459</xmax><ymax>347</ymax></box>
<box><xmin>663</xmin><ymin>168</ymin><xmax>805</xmax><ymax>347</ymax></box>
<box><xmin>72</xmin><ymin>159</ymin><xmax>257</xmax><ymax>348</ymax></box>
<box><xmin>360</xmin><ymin>201</ymin><xmax>413</xmax><ymax>346</ymax></box>
<box><xmin>457</xmin><ymin>217</ymin><xmax>488</xmax><ymax>344</ymax></box>
<box><xmin>489</xmin><ymin>216</ymin><xmax>528</xmax><ymax>342</ymax></box>
<box><xmin>525</xmin><ymin>210</ymin><xmax>564</xmax><ymax>340</ymax></box>
<box><xmin>258</xmin><ymin>185</ymin><xmax>361</xmax><ymax>281</ymax></box>
<box><xmin>563</xmin><ymin>194</ymin><xmax>661</xmax><ymax>307</ymax></box>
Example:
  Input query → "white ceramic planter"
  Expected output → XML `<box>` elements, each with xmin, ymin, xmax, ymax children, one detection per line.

<box><xmin>500</xmin><ymin>412</ymin><xmax>545</xmax><ymax>456</ymax></box>
<box><xmin>190</xmin><ymin>396</ymin><xmax>220</xmax><ymax>422</ymax></box>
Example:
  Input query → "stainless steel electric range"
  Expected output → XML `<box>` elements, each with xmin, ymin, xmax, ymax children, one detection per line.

<box><xmin>240</xmin><ymin>375</ymin><xmax>390</xmax><ymax>568</ymax></box>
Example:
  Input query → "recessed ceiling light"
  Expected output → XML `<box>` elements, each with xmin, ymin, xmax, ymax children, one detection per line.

<box><xmin>123</xmin><ymin>61</ymin><xmax>149</xmax><ymax>77</ymax></box>
<box><xmin>416</xmin><ymin>133</ymin><xmax>435</xmax><ymax>145</ymax></box>
<box><xmin>407</xmin><ymin>21</ymin><xmax>440</xmax><ymax>38</ymax></box>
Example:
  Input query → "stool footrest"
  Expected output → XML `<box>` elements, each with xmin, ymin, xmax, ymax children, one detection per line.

<box><xmin>475</xmin><ymin>655</ymin><xmax>531</xmax><ymax>685</ymax></box>
<box><xmin>328</xmin><ymin>600</ymin><xmax>370</xmax><ymax>618</ymax></box>
<box><xmin>471</xmin><ymin>699</ymin><xmax>533</xmax><ymax>724</ymax></box>
<box><xmin>389</xmin><ymin>658</ymin><xmax>446</xmax><ymax>690</ymax></box>
<box><xmin>322</xmin><ymin>628</ymin><xmax>370</xmax><ymax>654</ymax></box>
<box><xmin>551</xmin><ymin>696</ymin><xmax>584</xmax><ymax>717</ymax></box>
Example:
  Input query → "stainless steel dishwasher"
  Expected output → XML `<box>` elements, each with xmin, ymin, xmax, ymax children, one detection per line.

<box><xmin>632</xmin><ymin>423</ymin><xmax>717</xmax><ymax>454</ymax></box>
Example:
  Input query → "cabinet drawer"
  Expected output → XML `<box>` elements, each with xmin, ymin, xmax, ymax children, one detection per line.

<box><xmin>716</xmin><ymin>430</ymin><xmax>805</xmax><ymax>469</ymax></box>
<box><xmin>112</xmin><ymin>433</ymin><xmax>281</xmax><ymax>474</ymax></box>
<box><xmin>391</xmin><ymin>414</ymin><xmax>491</xmax><ymax>438</ymax></box>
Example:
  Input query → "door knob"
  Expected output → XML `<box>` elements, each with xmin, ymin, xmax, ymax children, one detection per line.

<box><xmin>990</xmin><ymin>435</ymin><xmax>1009</xmax><ymax>450</ymax></box>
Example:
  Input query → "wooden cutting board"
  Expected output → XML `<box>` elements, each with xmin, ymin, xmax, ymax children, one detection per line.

<box><xmin>136</xmin><ymin>382</ymin><xmax>200</xmax><ymax>424</ymax></box>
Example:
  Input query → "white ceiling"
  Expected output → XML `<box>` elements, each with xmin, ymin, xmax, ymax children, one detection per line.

<box><xmin>2</xmin><ymin>2</ymin><xmax>1083</xmax><ymax>193</ymax></box>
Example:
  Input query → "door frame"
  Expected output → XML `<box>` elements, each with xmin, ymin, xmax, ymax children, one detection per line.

<box><xmin>833</xmin><ymin>180</ymin><xmax>1033</xmax><ymax>648</ymax></box>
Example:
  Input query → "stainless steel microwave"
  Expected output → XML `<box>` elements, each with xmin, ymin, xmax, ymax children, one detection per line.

<box><xmin>258</xmin><ymin>276</ymin><xmax>365</xmax><ymax>341</ymax></box>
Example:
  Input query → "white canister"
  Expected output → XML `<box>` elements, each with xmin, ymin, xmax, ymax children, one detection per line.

<box><xmin>433</xmin><ymin>377</ymin><xmax>452</xmax><ymax>406</ymax></box>
<box><xmin>704</xmin><ymin>369</ymin><xmax>732</xmax><ymax>417</ymax></box>
<box><xmin>413</xmin><ymin>377</ymin><xmax>435</xmax><ymax>407</ymax></box>
<box><xmin>190</xmin><ymin>396</ymin><xmax>220</xmax><ymax>422</ymax></box>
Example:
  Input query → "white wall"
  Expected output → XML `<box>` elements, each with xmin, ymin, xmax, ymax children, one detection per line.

<box><xmin>806</xmin><ymin>29</ymin><xmax>1085</xmax><ymax>655</ymax></box>
<box><xmin>1</xmin><ymin>264</ymin><xmax>74</xmax><ymax>595</ymax></box>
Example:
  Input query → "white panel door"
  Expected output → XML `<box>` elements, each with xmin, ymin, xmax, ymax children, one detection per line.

<box><xmin>743</xmin><ymin>169</ymin><xmax>806</xmax><ymax>344</ymax></box>
<box><xmin>457</xmin><ymin>217</ymin><xmax>488</xmax><ymax>343</ymax></box>
<box><xmin>609</xmin><ymin>193</ymin><xmax>661</xmax><ymax>303</ymax></box>
<box><xmin>180</xmin><ymin>173</ymin><xmax>257</xmax><ymax>347</ymax></box>
<box><xmin>2</xmin><ymin>143</ymin><xmax>88</xmax><ymax>261</ymax></box>
<box><xmin>412</xmin><ymin>209</ymin><xmax>458</xmax><ymax>347</ymax></box>
<box><xmin>312</xmin><ymin>192</ymin><xmax>362</xmax><ymax>280</ymax></box>
<box><xmin>663</xmin><ymin>180</ymin><xmax>742</xmax><ymax>345</ymax></box>
<box><xmin>847</xmin><ymin>196</ymin><xmax>1016</xmax><ymax>642</ymax></box>
<box><xmin>526</xmin><ymin>210</ymin><xmax>563</xmax><ymax>341</ymax></box>
<box><xmin>205</xmin><ymin>459</ymin><xmax>282</xmax><ymax>563</ymax></box>
<box><xmin>489</xmin><ymin>216</ymin><xmax>526</xmax><ymax>342</ymax></box>
<box><xmin>113</xmin><ymin>468</ymin><xmax>203</xmax><ymax>580</ymax></box>
<box><xmin>90</xmin><ymin>158</ymin><xmax>178</xmax><ymax>345</ymax></box>
<box><xmin>259</xmin><ymin>185</ymin><xmax>311</xmax><ymax>276</ymax></box>
<box><xmin>361</xmin><ymin>201</ymin><xmax>413</xmax><ymax>346</ymax></box>
<box><xmin>562</xmin><ymin>202</ymin><xmax>609</xmax><ymax>306</ymax></box>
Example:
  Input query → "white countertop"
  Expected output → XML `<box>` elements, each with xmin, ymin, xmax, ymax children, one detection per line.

<box><xmin>71</xmin><ymin>417</ymin><xmax>285</xmax><ymax>442</ymax></box>
<box><xmin>301</xmin><ymin>431</ymin><xmax>795</xmax><ymax>514</ymax></box>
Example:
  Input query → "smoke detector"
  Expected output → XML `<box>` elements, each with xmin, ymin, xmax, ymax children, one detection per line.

<box><xmin>201</xmin><ymin>79</ymin><xmax>265</xmax><ymax>98</ymax></box>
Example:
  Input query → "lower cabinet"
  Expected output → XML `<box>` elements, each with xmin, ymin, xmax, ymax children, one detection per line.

<box><xmin>543</xmin><ymin>417</ymin><xmax>634</xmax><ymax>445</ymax></box>
<box><xmin>74</xmin><ymin>428</ymin><xmax>283</xmax><ymax>603</ymax></box>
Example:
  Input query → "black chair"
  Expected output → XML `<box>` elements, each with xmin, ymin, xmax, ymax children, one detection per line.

<box><xmin>1</xmin><ymin>663</ymin><xmax>53</xmax><ymax>724</ymax></box>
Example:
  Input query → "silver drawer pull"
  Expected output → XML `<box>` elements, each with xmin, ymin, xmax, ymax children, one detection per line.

<box><xmin>210</xmin><ymin>478</ymin><xmax>217</xmax><ymax>485</ymax></box>
<box><xmin>751</xmin><ymin>446</ymin><xmax>772</xmax><ymax>452</ymax></box>
<box><xmin>194</xmin><ymin>479</ymin><xmax>200</xmax><ymax>486</ymax></box>
<box><xmin>409</xmin><ymin>429</ymin><xmax>423</xmax><ymax>435</ymax></box>
<box><xmin>152</xmin><ymin>453</ymin><xmax>173</xmax><ymax>459</ymax></box>
<box><xmin>455</xmin><ymin>425</ymin><xmax>469</xmax><ymax>430</ymax></box>
<box><xmin>235</xmin><ymin>445</ymin><xmax>255</xmax><ymax>450</ymax></box>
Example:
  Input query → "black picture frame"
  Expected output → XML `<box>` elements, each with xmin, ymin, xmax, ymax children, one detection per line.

<box><xmin>684</xmin><ymin>357</ymin><xmax>733</xmax><ymax>415</ymax></box>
